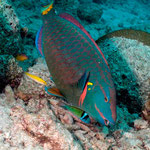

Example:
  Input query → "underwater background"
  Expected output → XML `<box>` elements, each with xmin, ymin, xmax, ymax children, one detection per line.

<box><xmin>0</xmin><ymin>0</ymin><xmax>150</xmax><ymax>149</ymax></box>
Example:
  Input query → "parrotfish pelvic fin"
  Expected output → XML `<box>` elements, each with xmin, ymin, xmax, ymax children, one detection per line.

<box><xmin>60</xmin><ymin>104</ymin><xmax>91</xmax><ymax>124</ymax></box>
<box><xmin>45</xmin><ymin>86</ymin><xmax>64</xmax><ymax>98</ymax></box>
<box><xmin>41</xmin><ymin>0</ymin><xmax>54</xmax><ymax>15</ymax></box>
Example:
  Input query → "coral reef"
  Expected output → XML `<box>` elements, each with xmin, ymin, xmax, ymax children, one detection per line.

<box><xmin>0</xmin><ymin>59</ymin><xmax>149</xmax><ymax>149</ymax></box>
<box><xmin>0</xmin><ymin>0</ymin><xmax>20</xmax><ymax>55</ymax></box>
<box><xmin>6</xmin><ymin>57</ymin><xmax>23</xmax><ymax>89</ymax></box>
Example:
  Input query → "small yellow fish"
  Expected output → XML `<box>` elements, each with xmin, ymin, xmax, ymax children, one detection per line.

<box><xmin>16</xmin><ymin>54</ymin><xmax>28</xmax><ymax>61</ymax></box>
<box><xmin>25</xmin><ymin>72</ymin><xmax>47</xmax><ymax>85</ymax></box>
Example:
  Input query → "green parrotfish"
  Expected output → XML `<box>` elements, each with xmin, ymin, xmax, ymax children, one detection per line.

<box><xmin>36</xmin><ymin>1</ymin><xmax>116</xmax><ymax>126</ymax></box>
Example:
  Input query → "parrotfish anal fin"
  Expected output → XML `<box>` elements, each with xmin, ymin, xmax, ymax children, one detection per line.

<box><xmin>78</xmin><ymin>72</ymin><xmax>90</xmax><ymax>92</ymax></box>
<box><xmin>45</xmin><ymin>86</ymin><xmax>64</xmax><ymax>98</ymax></box>
<box><xmin>60</xmin><ymin>104</ymin><xmax>91</xmax><ymax>124</ymax></box>
<box><xmin>35</xmin><ymin>26</ymin><xmax>44</xmax><ymax>57</ymax></box>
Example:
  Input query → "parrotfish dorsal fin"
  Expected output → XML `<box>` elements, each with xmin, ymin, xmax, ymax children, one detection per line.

<box><xmin>45</xmin><ymin>86</ymin><xmax>64</xmax><ymax>98</ymax></box>
<box><xmin>59</xmin><ymin>13</ymin><xmax>83</xmax><ymax>30</ymax></box>
<box><xmin>59</xmin><ymin>13</ymin><xmax>109</xmax><ymax>66</ymax></box>
<box><xmin>35</xmin><ymin>26</ymin><xmax>44</xmax><ymax>57</ymax></box>
<box><xmin>60</xmin><ymin>104</ymin><xmax>91</xmax><ymax>124</ymax></box>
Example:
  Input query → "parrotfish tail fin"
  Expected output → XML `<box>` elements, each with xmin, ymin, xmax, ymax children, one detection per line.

<box><xmin>35</xmin><ymin>26</ymin><xmax>45</xmax><ymax>58</ymax></box>
<box><xmin>78</xmin><ymin>72</ymin><xmax>90</xmax><ymax>92</ymax></box>
<box><xmin>41</xmin><ymin>0</ymin><xmax>54</xmax><ymax>15</ymax></box>
<box><xmin>59</xmin><ymin>103</ymin><xmax>91</xmax><ymax>124</ymax></box>
<box><xmin>45</xmin><ymin>86</ymin><xmax>64</xmax><ymax>98</ymax></box>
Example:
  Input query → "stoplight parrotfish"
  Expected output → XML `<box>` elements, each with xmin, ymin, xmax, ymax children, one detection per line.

<box><xmin>35</xmin><ymin>1</ymin><xmax>116</xmax><ymax>126</ymax></box>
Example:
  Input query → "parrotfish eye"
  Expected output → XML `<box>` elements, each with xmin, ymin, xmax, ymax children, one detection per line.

<box><xmin>104</xmin><ymin>97</ymin><xmax>109</xmax><ymax>103</ymax></box>
<box><xmin>104</xmin><ymin>119</ymin><xmax>109</xmax><ymax>126</ymax></box>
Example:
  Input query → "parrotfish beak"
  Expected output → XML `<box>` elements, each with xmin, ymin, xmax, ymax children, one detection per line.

<box><xmin>94</xmin><ymin>104</ymin><xmax>116</xmax><ymax>126</ymax></box>
<box><xmin>97</xmin><ymin>116</ymin><xmax>116</xmax><ymax>126</ymax></box>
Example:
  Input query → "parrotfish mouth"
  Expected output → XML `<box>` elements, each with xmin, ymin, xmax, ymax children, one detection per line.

<box><xmin>95</xmin><ymin>104</ymin><xmax>115</xmax><ymax>126</ymax></box>
<box><xmin>104</xmin><ymin>119</ymin><xmax>109</xmax><ymax>126</ymax></box>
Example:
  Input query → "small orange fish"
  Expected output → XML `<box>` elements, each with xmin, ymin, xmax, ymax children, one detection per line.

<box><xmin>16</xmin><ymin>54</ymin><xmax>28</xmax><ymax>61</ymax></box>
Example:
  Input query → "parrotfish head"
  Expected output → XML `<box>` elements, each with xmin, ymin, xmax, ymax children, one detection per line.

<box><xmin>82</xmin><ymin>84</ymin><xmax>116</xmax><ymax>126</ymax></box>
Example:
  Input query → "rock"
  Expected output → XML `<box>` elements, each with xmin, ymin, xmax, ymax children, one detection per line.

<box><xmin>10</xmin><ymin>105</ymin><xmax>83</xmax><ymax>149</ymax></box>
<box><xmin>61</xmin><ymin>113</ymin><xmax>74</xmax><ymax>125</ymax></box>
<box><xmin>5</xmin><ymin>85</ymin><xmax>16</xmax><ymax>107</ymax></box>
<box><xmin>95</xmin><ymin>140</ymin><xmax>110</xmax><ymax>150</ymax></box>
<box><xmin>134</xmin><ymin>119</ymin><xmax>149</xmax><ymax>130</ymax></box>
<box><xmin>76</xmin><ymin>122</ymin><xmax>90</xmax><ymax>131</ymax></box>
<box><xmin>144</xmin><ymin>139</ymin><xmax>150</xmax><ymax>150</ymax></box>
<box><xmin>88</xmin><ymin>131</ymin><xmax>96</xmax><ymax>137</ymax></box>
<box><xmin>74</xmin><ymin>130</ymin><xmax>86</xmax><ymax>141</ymax></box>
<box><xmin>49</xmin><ymin>98</ymin><xmax>59</xmax><ymax>106</ymax></box>
<box><xmin>95</xmin><ymin>132</ymin><xmax>105</xmax><ymax>141</ymax></box>
<box><xmin>112</xmin><ymin>130</ymin><xmax>122</xmax><ymax>140</ymax></box>
<box><xmin>142</xmin><ymin>100</ymin><xmax>150</xmax><ymax>122</ymax></box>
<box><xmin>77</xmin><ymin>3</ymin><xmax>103</xmax><ymax>23</ymax></box>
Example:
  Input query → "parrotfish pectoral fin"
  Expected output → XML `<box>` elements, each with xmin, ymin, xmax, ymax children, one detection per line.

<box><xmin>78</xmin><ymin>72</ymin><xmax>90</xmax><ymax>92</ymax></box>
<box><xmin>45</xmin><ymin>86</ymin><xmax>64</xmax><ymax>98</ymax></box>
<box><xmin>77</xmin><ymin>72</ymin><xmax>90</xmax><ymax>106</ymax></box>
<box><xmin>60</xmin><ymin>104</ymin><xmax>91</xmax><ymax>124</ymax></box>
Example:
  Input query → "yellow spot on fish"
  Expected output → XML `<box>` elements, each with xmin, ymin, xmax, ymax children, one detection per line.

<box><xmin>88</xmin><ymin>82</ymin><xmax>93</xmax><ymax>85</ymax></box>
<box><xmin>25</xmin><ymin>72</ymin><xmax>47</xmax><ymax>85</ymax></box>
<box><xmin>88</xmin><ymin>88</ymin><xmax>91</xmax><ymax>91</ymax></box>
